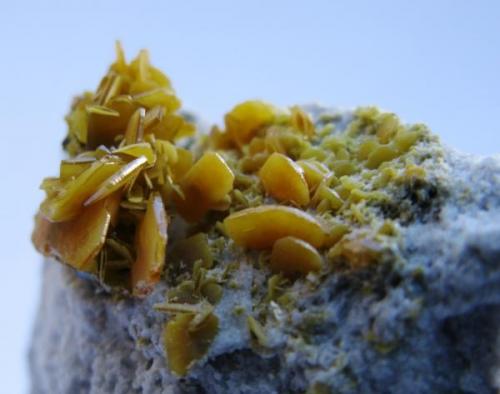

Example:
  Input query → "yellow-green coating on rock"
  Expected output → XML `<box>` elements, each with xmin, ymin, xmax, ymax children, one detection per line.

<box><xmin>33</xmin><ymin>44</ymin><xmax>442</xmax><ymax>380</ymax></box>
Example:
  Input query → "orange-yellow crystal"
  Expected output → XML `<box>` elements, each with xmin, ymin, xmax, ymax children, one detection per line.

<box><xmin>224</xmin><ymin>100</ymin><xmax>275</xmax><ymax>147</ymax></box>
<box><xmin>86</xmin><ymin>97</ymin><xmax>137</xmax><ymax>149</ymax></box>
<box><xmin>59</xmin><ymin>157</ymin><xmax>95</xmax><ymax>180</ymax></box>
<box><xmin>183</xmin><ymin>152</ymin><xmax>234</xmax><ymax>203</ymax></box>
<box><xmin>131</xmin><ymin>193</ymin><xmax>168</xmax><ymax>297</ymax></box>
<box><xmin>84</xmin><ymin>155</ymin><xmax>148</xmax><ymax>206</ymax></box>
<box><xmin>164</xmin><ymin>312</ymin><xmax>219</xmax><ymax>376</ymax></box>
<box><xmin>223</xmin><ymin>205</ymin><xmax>325</xmax><ymax>249</ymax></box>
<box><xmin>176</xmin><ymin>152</ymin><xmax>234</xmax><ymax>221</ymax></box>
<box><xmin>270</xmin><ymin>236</ymin><xmax>323</xmax><ymax>277</ymax></box>
<box><xmin>33</xmin><ymin>193</ymin><xmax>121</xmax><ymax>272</ymax></box>
<box><xmin>259</xmin><ymin>153</ymin><xmax>310</xmax><ymax>206</ymax></box>
<box><xmin>296</xmin><ymin>159</ymin><xmax>330</xmax><ymax>191</ymax></box>
<box><xmin>40</xmin><ymin>158</ymin><xmax>123</xmax><ymax>222</ymax></box>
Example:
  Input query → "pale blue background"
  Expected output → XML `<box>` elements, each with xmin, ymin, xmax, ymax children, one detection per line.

<box><xmin>0</xmin><ymin>0</ymin><xmax>499</xmax><ymax>392</ymax></box>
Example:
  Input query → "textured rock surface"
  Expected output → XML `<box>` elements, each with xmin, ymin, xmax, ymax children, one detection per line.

<box><xmin>30</xmin><ymin>107</ymin><xmax>500</xmax><ymax>394</ymax></box>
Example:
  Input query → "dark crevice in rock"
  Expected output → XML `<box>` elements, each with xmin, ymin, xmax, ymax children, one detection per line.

<box><xmin>438</xmin><ymin>304</ymin><xmax>500</xmax><ymax>394</ymax></box>
<box><xmin>192</xmin><ymin>350</ymin><xmax>283</xmax><ymax>394</ymax></box>
<box><xmin>377</xmin><ymin>178</ymin><xmax>446</xmax><ymax>225</ymax></box>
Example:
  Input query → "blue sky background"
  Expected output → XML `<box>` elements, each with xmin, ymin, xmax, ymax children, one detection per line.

<box><xmin>0</xmin><ymin>1</ymin><xmax>499</xmax><ymax>392</ymax></box>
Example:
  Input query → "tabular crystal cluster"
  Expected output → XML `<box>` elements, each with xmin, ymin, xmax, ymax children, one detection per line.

<box><xmin>33</xmin><ymin>44</ymin><xmax>498</xmax><ymax>394</ymax></box>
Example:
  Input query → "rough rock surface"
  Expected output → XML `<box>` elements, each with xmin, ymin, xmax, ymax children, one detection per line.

<box><xmin>30</xmin><ymin>107</ymin><xmax>500</xmax><ymax>394</ymax></box>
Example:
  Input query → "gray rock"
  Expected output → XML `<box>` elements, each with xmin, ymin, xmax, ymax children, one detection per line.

<box><xmin>30</xmin><ymin>107</ymin><xmax>500</xmax><ymax>393</ymax></box>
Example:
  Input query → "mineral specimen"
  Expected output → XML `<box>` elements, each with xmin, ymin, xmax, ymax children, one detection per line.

<box><xmin>30</xmin><ymin>45</ymin><xmax>500</xmax><ymax>393</ymax></box>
